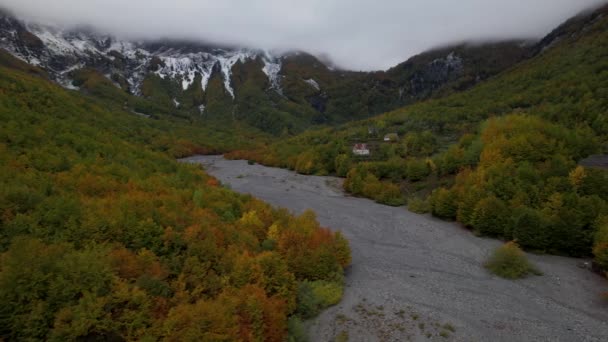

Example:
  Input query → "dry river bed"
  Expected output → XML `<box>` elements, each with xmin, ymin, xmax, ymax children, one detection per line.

<box><xmin>182</xmin><ymin>155</ymin><xmax>608</xmax><ymax>342</ymax></box>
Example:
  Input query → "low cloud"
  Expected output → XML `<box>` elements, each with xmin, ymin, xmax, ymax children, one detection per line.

<box><xmin>3</xmin><ymin>0</ymin><xmax>606</xmax><ymax>70</ymax></box>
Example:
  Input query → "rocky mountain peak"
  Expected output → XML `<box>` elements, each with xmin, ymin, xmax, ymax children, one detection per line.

<box><xmin>0</xmin><ymin>10</ymin><xmax>284</xmax><ymax>97</ymax></box>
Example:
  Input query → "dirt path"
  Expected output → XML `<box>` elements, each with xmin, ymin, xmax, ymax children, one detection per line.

<box><xmin>182</xmin><ymin>155</ymin><xmax>608</xmax><ymax>342</ymax></box>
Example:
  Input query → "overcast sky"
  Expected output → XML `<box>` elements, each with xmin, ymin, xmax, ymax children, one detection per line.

<box><xmin>3</xmin><ymin>0</ymin><xmax>606</xmax><ymax>70</ymax></box>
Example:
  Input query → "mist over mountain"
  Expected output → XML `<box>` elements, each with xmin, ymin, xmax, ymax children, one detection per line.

<box><xmin>3</xmin><ymin>0</ymin><xmax>605</xmax><ymax>70</ymax></box>
<box><xmin>0</xmin><ymin>8</ymin><xmax>539</xmax><ymax>134</ymax></box>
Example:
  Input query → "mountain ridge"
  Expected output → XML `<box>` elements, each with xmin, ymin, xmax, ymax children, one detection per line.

<box><xmin>0</xmin><ymin>8</ymin><xmax>535</xmax><ymax>134</ymax></box>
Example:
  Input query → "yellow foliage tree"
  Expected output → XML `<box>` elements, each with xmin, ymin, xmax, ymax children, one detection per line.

<box><xmin>569</xmin><ymin>165</ymin><xmax>586</xmax><ymax>191</ymax></box>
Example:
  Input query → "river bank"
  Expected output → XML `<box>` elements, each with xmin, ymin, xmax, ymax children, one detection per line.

<box><xmin>182</xmin><ymin>155</ymin><xmax>608</xmax><ymax>342</ymax></box>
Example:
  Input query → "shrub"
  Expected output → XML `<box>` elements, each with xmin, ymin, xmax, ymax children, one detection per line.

<box><xmin>334</xmin><ymin>154</ymin><xmax>352</xmax><ymax>177</ymax></box>
<box><xmin>485</xmin><ymin>242</ymin><xmax>541</xmax><ymax>279</ymax></box>
<box><xmin>406</xmin><ymin>159</ymin><xmax>430</xmax><ymax>181</ymax></box>
<box><xmin>431</xmin><ymin>188</ymin><xmax>458</xmax><ymax>220</ymax></box>
<box><xmin>335</xmin><ymin>330</ymin><xmax>349</xmax><ymax>342</ymax></box>
<box><xmin>407</xmin><ymin>197</ymin><xmax>430</xmax><ymax>214</ymax></box>
<box><xmin>295</xmin><ymin>280</ymin><xmax>344</xmax><ymax>319</ymax></box>
<box><xmin>593</xmin><ymin>217</ymin><xmax>608</xmax><ymax>270</ymax></box>
<box><xmin>295</xmin><ymin>281</ymin><xmax>320</xmax><ymax>318</ymax></box>
<box><xmin>344</xmin><ymin>168</ymin><xmax>365</xmax><ymax>195</ymax></box>
<box><xmin>471</xmin><ymin>196</ymin><xmax>509</xmax><ymax>237</ymax></box>
<box><xmin>311</xmin><ymin>280</ymin><xmax>343</xmax><ymax>307</ymax></box>
<box><xmin>287</xmin><ymin>316</ymin><xmax>308</xmax><ymax>342</ymax></box>
<box><xmin>376</xmin><ymin>182</ymin><xmax>406</xmax><ymax>206</ymax></box>
<box><xmin>456</xmin><ymin>187</ymin><xmax>483</xmax><ymax>227</ymax></box>
<box><xmin>512</xmin><ymin>208</ymin><xmax>550</xmax><ymax>251</ymax></box>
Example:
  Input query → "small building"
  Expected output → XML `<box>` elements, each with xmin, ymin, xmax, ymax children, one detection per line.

<box><xmin>384</xmin><ymin>133</ymin><xmax>399</xmax><ymax>142</ymax></box>
<box><xmin>352</xmin><ymin>143</ymin><xmax>370</xmax><ymax>156</ymax></box>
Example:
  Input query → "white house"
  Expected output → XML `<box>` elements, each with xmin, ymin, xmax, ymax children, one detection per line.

<box><xmin>384</xmin><ymin>133</ymin><xmax>399</xmax><ymax>142</ymax></box>
<box><xmin>352</xmin><ymin>143</ymin><xmax>370</xmax><ymax>156</ymax></box>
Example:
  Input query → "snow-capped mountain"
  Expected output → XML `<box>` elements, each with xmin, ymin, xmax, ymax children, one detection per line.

<box><xmin>0</xmin><ymin>11</ymin><xmax>282</xmax><ymax>98</ymax></box>
<box><xmin>0</xmin><ymin>8</ymin><xmax>537</xmax><ymax>134</ymax></box>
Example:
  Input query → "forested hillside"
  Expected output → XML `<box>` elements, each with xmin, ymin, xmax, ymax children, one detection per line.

<box><xmin>0</xmin><ymin>61</ymin><xmax>350</xmax><ymax>340</ymax></box>
<box><xmin>228</xmin><ymin>5</ymin><xmax>608</xmax><ymax>267</ymax></box>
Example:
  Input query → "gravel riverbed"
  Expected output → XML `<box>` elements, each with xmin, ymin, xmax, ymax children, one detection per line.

<box><xmin>182</xmin><ymin>155</ymin><xmax>608</xmax><ymax>342</ymax></box>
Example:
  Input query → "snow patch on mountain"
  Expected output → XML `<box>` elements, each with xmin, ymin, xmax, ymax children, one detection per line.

<box><xmin>261</xmin><ymin>51</ymin><xmax>282</xmax><ymax>93</ymax></box>
<box><xmin>153</xmin><ymin>49</ymin><xmax>263</xmax><ymax>97</ymax></box>
<box><xmin>156</xmin><ymin>56</ymin><xmax>202</xmax><ymax>90</ymax></box>
<box><xmin>33</xmin><ymin>28</ymin><xmax>84</xmax><ymax>56</ymax></box>
<box><xmin>0</xmin><ymin>14</ymin><xmax>286</xmax><ymax>99</ymax></box>
<box><xmin>432</xmin><ymin>52</ymin><xmax>463</xmax><ymax>70</ymax></box>
<box><xmin>220</xmin><ymin>50</ymin><xmax>258</xmax><ymax>98</ymax></box>
<box><xmin>304</xmin><ymin>78</ymin><xmax>320</xmax><ymax>91</ymax></box>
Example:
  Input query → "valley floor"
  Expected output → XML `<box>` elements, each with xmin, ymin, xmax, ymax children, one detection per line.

<box><xmin>183</xmin><ymin>155</ymin><xmax>608</xmax><ymax>342</ymax></box>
